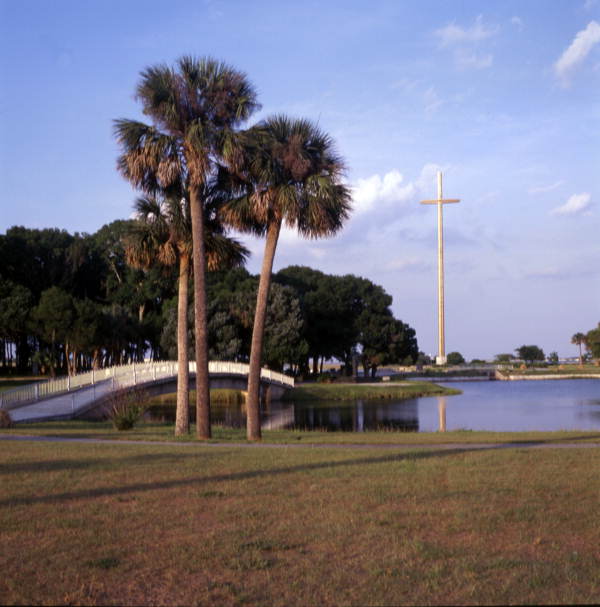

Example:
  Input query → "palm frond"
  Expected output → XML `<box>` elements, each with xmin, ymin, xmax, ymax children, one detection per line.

<box><xmin>218</xmin><ymin>114</ymin><xmax>351</xmax><ymax>238</ymax></box>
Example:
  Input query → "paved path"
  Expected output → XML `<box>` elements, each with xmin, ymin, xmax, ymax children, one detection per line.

<box><xmin>1</xmin><ymin>434</ymin><xmax>599</xmax><ymax>450</ymax></box>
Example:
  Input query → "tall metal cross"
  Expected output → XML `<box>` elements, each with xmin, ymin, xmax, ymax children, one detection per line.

<box><xmin>420</xmin><ymin>171</ymin><xmax>460</xmax><ymax>365</ymax></box>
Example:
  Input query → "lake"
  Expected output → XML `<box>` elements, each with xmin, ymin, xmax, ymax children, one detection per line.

<box><xmin>209</xmin><ymin>379</ymin><xmax>600</xmax><ymax>432</ymax></box>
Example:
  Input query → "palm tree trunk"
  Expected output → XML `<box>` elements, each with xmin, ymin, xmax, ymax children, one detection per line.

<box><xmin>175</xmin><ymin>253</ymin><xmax>190</xmax><ymax>435</ymax></box>
<box><xmin>189</xmin><ymin>185</ymin><xmax>211</xmax><ymax>439</ymax></box>
<box><xmin>247</xmin><ymin>220</ymin><xmax>281</xmax><ymax>441</ymax></box>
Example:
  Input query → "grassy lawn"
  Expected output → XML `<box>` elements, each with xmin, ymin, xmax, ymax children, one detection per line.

<box><xmin>1</xmin><ymin>439</ymin><xmax>599</xmax><ymax>605</ymax></box>
<box><xmin>282</xmin><ymin>381</ymin><xmax>460</xmax><ymax>401</ymax></box>
<box><xmin>3</xmin><ymin>421</ymin><xmax>600</xmax><ymax>445</ymax></box>
<box><xmin>0</xmin><ymin>378</ymin><xmax>44</xmax><ymax>393</ymax></box>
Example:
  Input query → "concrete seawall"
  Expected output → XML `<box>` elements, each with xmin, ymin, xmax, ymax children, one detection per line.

<box><xmin>495</xmin><ymin>372</ymin><xmax>600</xmax><ymax>381</ymax></box>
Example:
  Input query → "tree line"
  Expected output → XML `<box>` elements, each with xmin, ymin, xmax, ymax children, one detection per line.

<box><xmin>0</xmin><ymin>226</ymin><xmax>418</xmax><ymax>387</ymax></box>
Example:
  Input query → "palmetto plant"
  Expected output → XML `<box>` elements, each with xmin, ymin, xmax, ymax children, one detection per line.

<box><xmin>220</xmin><ymin>115</ymin><xmax>351</xmax><ymax>440</ymax></box>
<box><xmin>125</xmin><ymin>190</ymin><xmax>248</xmax><ymax>435</ymax></box>
<box><xmin>114</xmin><ymin>56</ymin><xmax>259</xmax><ymax>438</ymax></box>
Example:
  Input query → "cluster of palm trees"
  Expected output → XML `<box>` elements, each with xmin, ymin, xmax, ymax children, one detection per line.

<box><xmin>114</xmin><ymin>56</ymin><xmax>351</xmax><ymax>441</ymax></box>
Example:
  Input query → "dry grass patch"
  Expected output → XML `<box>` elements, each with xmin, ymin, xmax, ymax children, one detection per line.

<box><xmin>1</xmin><ymin>442</ymin><xmax>599</xmax><ymax>605</ymax></box>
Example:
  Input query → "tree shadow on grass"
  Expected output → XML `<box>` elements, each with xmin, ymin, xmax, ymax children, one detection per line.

<box><xmin>539</xmin><ymin>433</ymin><xmax>600</xmax><ymax>444</ymax></box>
<box><xmin>0</xmin><ymin>450</ymin><xmax>227</xmax><ymax>475</ymax></box>
<box><xmin>1</xmin><ymin>444</ymin><xmax>512</xmax><ymax>508</ymax></box>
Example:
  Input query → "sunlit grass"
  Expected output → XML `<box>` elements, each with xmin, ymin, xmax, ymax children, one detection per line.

<box><xmin>1</xmin><ymin>440</ymin><xmax>599</xmax><ymax>605</ymax></box>
<box><xmin>282</xmin><ymin>381</ymin><xmax>460</xmax><ymax>401</ymax></box>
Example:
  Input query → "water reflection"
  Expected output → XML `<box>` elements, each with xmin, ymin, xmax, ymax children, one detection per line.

<box><xmin>437</xmin><ymin>396</ymin><xmax>447</xmax><ymax>432</ymax></box>
<box><xmin>151</xmin><ymin>379</ymin><xmax>600</xmax><ymax>433</ymax></box>
<box><xmin>207</xmin><ymin>399</ymin><xmax>421</xmax><ymax>431</ymax></box>
<box><xmin>283</xmin><ymin>399</ymin><xmax>419</xmax><ymax>432</ymax></box>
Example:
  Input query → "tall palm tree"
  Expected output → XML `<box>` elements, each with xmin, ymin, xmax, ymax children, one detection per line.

<box><xmin>114</xmin><ymin>56</ymin><xmax>259</xmax><ymax>438</ymax></box>
<box><xmin>221</xmin><ymin>115</ymin><xmax>351</xmax><ymax>440</ymax></box>
<box><xmin>571</xmin><ymin>332</ymin><xmax>586</xmax><ymax>366</ymax></box>
<box><xmin>125</xmin><ymin>190</ymin><xmax>248</xmax><ymax>435</ymax></box>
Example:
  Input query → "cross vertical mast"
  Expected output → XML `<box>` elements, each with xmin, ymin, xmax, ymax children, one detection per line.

<box><xmin>437</xmin><ymin>172</ymin><xmax>445</xmax><ymax>364</ymax></box>
<box><xmin>420</xmin><ymin>171</ymin><xmax>460</xmax><ymax>365</ymax></box>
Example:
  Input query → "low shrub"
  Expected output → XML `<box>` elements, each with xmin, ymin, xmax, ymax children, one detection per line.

<box><xmin>0</xmin><ymin>408</ymin><xmax>14</xmax><ymax>428</ymax></box>
<box><xmin>106</xmin><ymin>389</ymin><xmax>147</xmax><ymax>431</ymax></box>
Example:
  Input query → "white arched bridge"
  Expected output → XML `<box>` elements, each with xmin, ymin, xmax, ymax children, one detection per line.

<box><xmin>0</xmin><ymin>361</ymin><xmax>294</xmax><ymax>423</ymax></box>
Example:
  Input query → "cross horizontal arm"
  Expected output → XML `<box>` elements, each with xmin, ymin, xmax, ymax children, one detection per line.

<box><xmin>420</xmin><ymin>199</ymin><xmax>461</xmax><ymax>205</ymax></box>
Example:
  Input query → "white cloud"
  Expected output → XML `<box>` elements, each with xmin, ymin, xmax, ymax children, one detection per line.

<box><xmin>307</xmin><ymin>247</ymin><xmax>327</xmax><ymax>260</ymax></box>
<box><xmin>424</xmin><ymin>86</ymin><xmax>444</xmax><ymax>115</ymax></box>
<box><xmin>528</xmin><ymin>180</ymin><xmax>565</xmax><ymax>194</ymax></box>
<box><xmin>386</xmin><ymin>257</ymin><xmax>431</xmax><ymax>272</ymax></box>
<box><xmin>554</xmin><ymin>21</ymin><xmax>600</xmax><ymax>86</ymax></box>
<box><xmin>550</xmin><ymin>192</ymin><xmax>592</xmax><ymax>215</ymax></box>
<box><xmin>524</xmin><ymin>266</ymin><xmax>563</xmax><ymax>279</ymax></box>
<box><xmin>391</xmin><ymin>77</ymin><xmax>422</xmax><ymax>92</ymax></box>
<box><xmin>435</xmin><ymin>15</ymin><xmax>498</xmax><ymax>47</ymax></box>
<box><xmin>350</xmin><ymin>164</ymin><xmax>447</xmax><ymax>218</ymax></box>
<box><xmin>454</xmin><ymin>49</ymin><xmax>493</xmax><ymax>69</ymax></box>
<box><xmin>351</xmin><ymin>170</ymin><xmax>416</xmax><ymax>213</ymax></box>
<box><xmin>434</xmin><ymin>15</ymin><xmax>497</xmax><ymax>70</ymax></box>
<box><xmin>511</xmin><ymin>16</ymin><xmax>524</xmax><ymax>31</ymax></box>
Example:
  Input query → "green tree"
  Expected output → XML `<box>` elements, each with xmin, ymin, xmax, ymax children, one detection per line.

<box><xmin>446</xmin><ymin>351</ymin><xmax>465</xmax><ymax>365</ymax></box>
<box><xmin>31</xmin><ymin>287</ymin><xmax>75</xmax><ymax>377</ymax></box>
<box><xmin>571</xmin><ymin>332</ymin><xmax>586</xmax><ymax>366</ymax></box>
<box><xmin>69</xmin><ymin>298</ymin><xmax>105</xmax><ymax>373</ymax></box>
<box><xmin>356</xmin><ymin>286</ymin><xmax>418</xmax><ymax>377</ymax></box>
<box><xmin>221</xmin><ymin>116</ymin><xmax>351</xmax><ymax>440</ymax></box>
<box><xmin>275</xmin><ymin>266</ymin><xmax>356</xmax><ymax>375</ymax></box>
<box><xmin>515</xmin><ymin>345</ymin><xmax>545</xmax><ymax>366</ymax></box>
<box><xmin>416</xmin><ymin>352</ymin><xmax>432</xmax><ymax>366</ymax></box>
<box><xmin>0</xmin><ymin>280</ymin><xmax>34</xmax><ymax>372</ymax></box>
<box><xmin>93</xmin><ymin>220</ymin><xmax>175</xmax><ymax>360</ymax></box>
<box><xmin>547</xmin><ymin>351</ymin><xmax>559</xmax><ymax>364</ymax></box>
<box><xmin>494</xmin><ymin>353</ymin><xmax>514</xmax><ymax>363</ymax></box>
<box><xmin>115</xmin><ymin>56</ymin><xmax>258</xmax><ymax>439</ymax></box>
<box><xmin>585</xmin><ymin>324</ymin><xmax>600</xmax><ymax>361</ymax></box>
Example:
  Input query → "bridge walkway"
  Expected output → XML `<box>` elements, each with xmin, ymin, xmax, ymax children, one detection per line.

<box><xmin>1</xmin><ymin>361</ymin><xmax>294</xmax><ymax>423</ymax></box>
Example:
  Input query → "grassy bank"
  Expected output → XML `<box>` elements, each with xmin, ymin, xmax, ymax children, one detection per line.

<box><xmin>497</xmin><ymin>366</ymin><xmax>600</xmax><ymax>378</ymax></box>
<box><xmin>0</xmin><ymin>378</ymin><xmax>44</xmax><ymax>392</ymax></box>
<box><xmin>391</xmin><ymin>368</ymin><xmax>493</xmax><ymax>379</ymax></box>
<box><xmin>283</xmin><ymin>380</ymin><xmax>460</xmax><ymax>401</ymax></box>
<box><xmin>3</xmin><ymin>421</ymin><xmax>600</xmax><ymax>445</ymax></box>
<box><xmin>1</xmin><ymin>439</ymin><xmax>599</xmax><ymax>605</ymax></box>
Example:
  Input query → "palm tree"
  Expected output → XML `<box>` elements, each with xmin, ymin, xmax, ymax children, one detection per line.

<box><xmin>571</xmin><ymin>332</ymin><xmax>586</xmax><ymax>366</ymax></box>
<box><xmin>125</xmin><ymin>190</ymin><xmax>248</xmax><ymax>435</ymax></box>
<box><xmin>221</xmin><ymin>115</ymin><xmax>351</xmax><ymax>440</ymax></box>
<box><xmin>114</xmin><ymin>56</ymin><xmax>259</xmax><ymax>439</ymax></box>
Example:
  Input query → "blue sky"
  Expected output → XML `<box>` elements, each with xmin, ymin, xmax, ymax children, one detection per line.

<box><xmin>1</xmin><ymin>0</ymin><xmax>598</xmax><ymax>361</ymax></box>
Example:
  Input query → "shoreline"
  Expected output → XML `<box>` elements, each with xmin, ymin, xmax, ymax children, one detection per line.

<box><xmin>497</xmin><ymin>373</ymin><xmax>600</xmax><ymax>381</ymax></box>
<box><xmin>403</xmin><ymin>373</ymin><xmax>600</xmax><ymax>382</ymax></box>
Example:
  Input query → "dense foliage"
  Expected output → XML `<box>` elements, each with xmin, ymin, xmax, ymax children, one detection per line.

<box><xmin>446</xmin><ymin>351</ymin><xmax>465</xmax><ymax>365</ymax></box>
<box><xmin>584</xmin><ymin>323</ymin><xmax>600</xmax><ymax>360</ymax></box>
<box><xmin>515</xmin><ymin>344</ymin><xmax>545</xmax><ymax>366</ymax></box>
<box><xmin>0</xmin><ymin>229</ymin><xmax>418</xmax><ymax>378</ymax></box>
<box><xmin>0</xmin><ymin>223</ymin><xmax>173</xmax><ymax>376</ymax></box>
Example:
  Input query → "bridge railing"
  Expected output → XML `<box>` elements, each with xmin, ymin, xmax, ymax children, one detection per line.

<box><xmin>0</xmin><ymin>360</ymin><xmax>294</xmax><ymax>410</ymax></box>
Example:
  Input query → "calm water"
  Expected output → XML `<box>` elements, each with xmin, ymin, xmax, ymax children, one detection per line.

<box><xmin>209</xmin><ymin>379</ymin><xmax>600</xmax><ymax>432</ymax></box>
